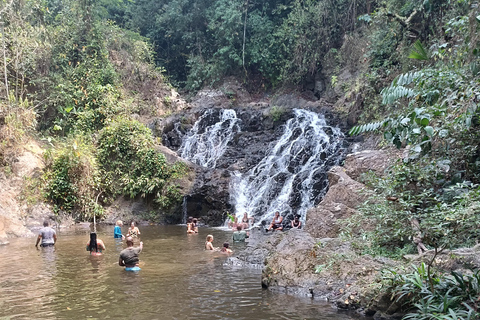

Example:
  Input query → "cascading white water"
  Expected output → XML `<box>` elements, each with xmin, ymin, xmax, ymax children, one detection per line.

<box><xmin>230</xmin><ymin>109</ymin><xmax>344</xmax><ymax>225</ymax></box>
<box><xmin>181</xmin><ymin>196</ymin><xmax>188</xmax><ymax>224</ymax></box>
<box><xmin>179</xmin><ymin>109</ymin><xmax>241</xmax><ymax>168</ymax></box>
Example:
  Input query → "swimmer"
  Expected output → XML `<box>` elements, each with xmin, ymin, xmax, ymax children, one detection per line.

<box><xmin>119</xmin><ymin>237</ymin><xmax>143</xmax><ymax>271</ymax></box>
<box><xmin>86</xmin><ymin>232</ymin><xmax>106</xmax><ymax>255</ymax></box>
<box><xmin>205</xmin><ymin>235</ymin><xmax>217</xmax><ymax>251</ymax></box>
<box><xmin>186</xmin><ymin>217</ymin><xmax>196</xmax><ymax>234</ymax></box>
<box><xmin>192</xmin><ymin>218</ymin><xmax>199</xmax><ymax>233</ymax></box>
<box><xmin>220</xmin><ymin>242</ymin><xmax>233</xmax><ymax>254</ymax></box>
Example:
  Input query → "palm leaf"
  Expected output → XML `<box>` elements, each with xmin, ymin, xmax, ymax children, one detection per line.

<box><xmin>409</xmin><ymin>40</ymin><xmax>429</xmax><ymax>60</ymax></box>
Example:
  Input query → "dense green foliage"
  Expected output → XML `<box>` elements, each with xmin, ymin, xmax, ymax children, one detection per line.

<box><xmin>346</xmin><ymin>2</ymin><xmax>480</xmax><ymax>260</ymax></box>
<box><xmin>386</xmin><ymin>264</ymin><xmax>480</xmax><ymax>319</ymax></box>
<box><xmin>44</xmin><ymin>136</ymin><xmax>103</xmax><ymax>219</ymax></box>
<box><xmin>97</xmin><ymin>117</ymin><xmax>186</xmax><ymax>208</ymax></box>
<box><xmin>0</xmin><ymin>0</ymin><xmax>187</xmax><ymax>220</ymax></box>
<box><xmin>2</xmin><ymin>0</ymin><xmax>480</xmax><ymax>317</ymax></box>
<box><xmin>98</xmin><ymin>0</ymin><xmax>371</xmax><ymax>88</ymax></box>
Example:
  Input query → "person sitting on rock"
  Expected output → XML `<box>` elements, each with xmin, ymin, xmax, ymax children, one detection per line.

<box><xmin>267</xmin><ymin>211</ymin><xmax>283</xmax><ymax>231</ymax></box>
<box><xmin>241</xmin><ymin>212</ymin><xmax>254</xmax><ymax>229</ymax></box>
<box><xmin>291</xmin><ymin>215</ymin><xmax>302</xmax><ymax>229</ymax></box>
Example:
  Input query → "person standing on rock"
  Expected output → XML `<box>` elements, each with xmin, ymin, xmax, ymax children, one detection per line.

<box><xmin>35</xmin><ymin>220</ymin><xmax>57</xmax><ymax>248</ymax></box>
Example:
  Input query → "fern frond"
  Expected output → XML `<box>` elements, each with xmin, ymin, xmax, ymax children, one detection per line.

<box><xmin>395</xmin><ymin>71</ymin><xmax>423</xmax><ymax>86</ymax></box>
<box><xmin>348</xmin><ymin>120</ymin><xmax>387</xmax><ymax>136</ymax></box>
<box><xmin>381</xmin><ymin>86</ymin><xmax>416</xmax><ymax>105</ymax></box>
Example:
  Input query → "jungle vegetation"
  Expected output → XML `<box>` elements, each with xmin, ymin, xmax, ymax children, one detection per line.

<box><xmin>1</xmin><ymin>0</ymin><xmax>480</xmax><ymax>317</ymax></box>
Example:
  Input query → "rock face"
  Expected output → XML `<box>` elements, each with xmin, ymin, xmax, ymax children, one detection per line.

<box><xmin>154</xmin><ymin>89</ymin><xmax>350</xmax><ymax>226</ymax></box>
<box><xmin>305</xmin><ymin>166</ymin><xmax>366</xmax><ymax>238</ymax></box>
<box><xmin>0</xmin><ymin>143</ymin><xmax>53</xmax><ymax>242</ymax></box>
<box><xmin>260</xmin><ymin>148</ymin><xmax>403</xmax><ymax>313</ymax></box>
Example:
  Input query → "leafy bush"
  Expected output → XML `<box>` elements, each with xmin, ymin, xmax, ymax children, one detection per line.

<box><xmin>43</xmin><ymin>135</ymin><xmax>103</xmax><ymax>220</ymax></box>
<box><xmin>386</xmin><ymin>263</ymin><xmax>480</xmax><ymax>320</ymax></box>
<box><xmin>97</xmin><ymin>117</ymin><xmax>186</xmax><ymax>208</ymax></box>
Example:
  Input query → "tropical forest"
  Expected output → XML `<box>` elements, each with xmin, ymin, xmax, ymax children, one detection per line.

<box><xmin>1</xmin><ymin>0</ymin><xmax>480</xmax><ymax>319</ymax></box>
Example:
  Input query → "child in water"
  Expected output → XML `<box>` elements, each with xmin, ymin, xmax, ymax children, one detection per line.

<box><xmin>205</xmin><ymin>235</ymin><xmax>217</xmax><ymax>250</ymax></box>
<box><xmin>220</xmin><ymin>242</ymin><xmax>233</xmax><ymax>254</ymax></box>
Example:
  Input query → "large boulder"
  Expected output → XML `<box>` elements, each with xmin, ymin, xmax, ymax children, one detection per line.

<box><xmin>305</xmin><ymin>166</ymin><xmax>366</xmax><ymax>238</ymax></box>
<box><xmin>0</xmin><ymin>145</ymin><xmax>46</xmax><ymax>241</ymax></box>
<box><xmin>305</xmin><ymin>149</ymin><xmax>401</xmax><ymax>238</ymax></box>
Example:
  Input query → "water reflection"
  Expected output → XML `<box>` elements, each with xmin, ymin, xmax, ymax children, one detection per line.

<box><xmin>0</xmin><ymin>225</ymin><xmax>355</xmax><ymax>320</ymax></box>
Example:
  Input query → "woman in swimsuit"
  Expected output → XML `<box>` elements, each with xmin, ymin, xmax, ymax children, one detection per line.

<box><xmin>291</xmin><ymin>215</ymin><xmax>302</xmax><ymax>229</ymax></box>
<box><xmin>127</xmin><ymin>221</ymin><xmax>141</xmax><ymax>238</ymax></box>
<box><xmin>241</xmin><ymin>212</ymin><xmax>254</xmax><ymax>229</ymax></box>
<box><xmin>267</xmin><ymin>211</ymin><xmax>283</xmax><ymax>231</ymax></box>
<box><xmin>86</xmin><ymin>232</ymin><xmax>106</xmax><ymax>255</ymax></box>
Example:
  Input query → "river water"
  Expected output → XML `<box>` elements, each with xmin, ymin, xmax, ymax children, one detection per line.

<box><xmin>0</xmin><ymin>225</ymin><xmax>355</xmax><ymax>320</ymax></box>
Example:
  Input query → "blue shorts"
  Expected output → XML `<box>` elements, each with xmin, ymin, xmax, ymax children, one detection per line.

<box><xmin>125</xmin><ymin>266</ymin><xmax>141</xmax><ymax>271</ymax></box>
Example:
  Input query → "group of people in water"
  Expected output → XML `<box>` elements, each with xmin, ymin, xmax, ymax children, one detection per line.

<box><xmin>35</xmin><ymin>211</ymin><xmax>303</xmax><ymax>270</ymax></box>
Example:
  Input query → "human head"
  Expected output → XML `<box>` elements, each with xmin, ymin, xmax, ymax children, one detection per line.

<box><xmin>116</xmin><ymin>220</ymin><xmax>123</xmax><ymax>226</ymax></box>
<box><xmin>206</xmin><ymin>235</ymin><xmax>213</xmax><ymax>242</ymax></box>
<box><xmin>294</xmin><ymin>215</ymin><xmax>300</xmax><ymax>221</ymax></box>
<box><xmin>43</xmin><ymin>220</ymin><xmax>49</xmax><ymax>227</ymax></box>
<box><xmin>236</xmin><ymin>225</ymin><xmax>242</xmax><ymax>231</ymax></box>
<box><xmin>130</xmin><ymin>221</ymin><xmax>135</xmax><ymax>227</ymax></box>
<box><xmin>89</xmin><ymin>232</ymin><xmax>98</xmax><ymax>252</ymax></box>
<box><xmin>126</xmin><ymin>236</ymin><xmax>134</xmax><ymax>246</ymax></box>
<box><xmin>274</xmin><ymin>211</ymin><xmax>279</xmax><ymax>217</ymax></box>
<box><xmin>223</xmin><ymin>242</ymin><xmax>229</xmax><ymax>249</ymax></box>
<box><xmin>192</xmin><ymin>218</ymin><xmax>198</xmax><ymax>224</ymax></box>
<box><xmin>243</xmin><ymin>212</ymin><xmax>248</xmax><ymax>217</ymax></box>
<box><xmin>187</xmin><ymin>217</ymin><xmax>192</xmax><ymax>223</ymax></box>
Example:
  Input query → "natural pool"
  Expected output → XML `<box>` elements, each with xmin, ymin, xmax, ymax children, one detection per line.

<box><xmin>0</xmin><ymin>225</ymin><xmax>356</xmax><ymax>320</ymax></box>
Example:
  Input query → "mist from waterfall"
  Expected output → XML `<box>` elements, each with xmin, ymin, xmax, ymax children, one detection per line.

<box><xmin>230</xmin><ymin>109</ymin><xmax>344</xmax><ymax>225</ymax></box>
<box><xmin>179</xmin><ymin>109</ymin><xmax>241</xmax><ymax>168</ymax></box>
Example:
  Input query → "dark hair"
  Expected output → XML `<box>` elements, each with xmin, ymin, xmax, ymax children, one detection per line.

<box><xmin>43</xmin><ymin>220</ymin><xmax>49</xmax><ymax>227</ymax></box>
<box><xmin>187</xmin><ymin>217</ymin><xmax>193</xmax><ymax>223</ymax></box>
<box><xmin>221</xmin><ymin>242</ymin><xmax>230</xmax><ymax>252</ymax></box>
<box><xmin>192</xmin><ymin>218</ymin><xmax>198</xmax><ymax>224</ymax></box>
<box><xmin>236</xmin><ymin>225</ymin><xmax>242</xmax><ymax>231</ymax></box>
<box><xmin>88</xmin><ymin>232</ymin><xmax>98</xmax><ymax>252</ymax></box>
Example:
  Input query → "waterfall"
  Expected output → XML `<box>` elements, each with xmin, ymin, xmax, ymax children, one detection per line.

<box><xmin>230</xmin><ymin>109</ymin><xmax>344</xmax><ymax>225</ymax></box>
<box><xmin>179</xmin><ymin>109</ymin><xmax>241</xmax><ymax>168</ymax></box>
<box><xmin>181</xmin><ymin>196</ymin><xmax>188</xmax><ymax>224</ymax></box>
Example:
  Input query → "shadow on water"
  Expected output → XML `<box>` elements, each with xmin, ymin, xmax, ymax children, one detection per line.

<box><xmin>0</xmin><ymin>225</ymin><xmax>356</xmax><ymax>320</ymax></box>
